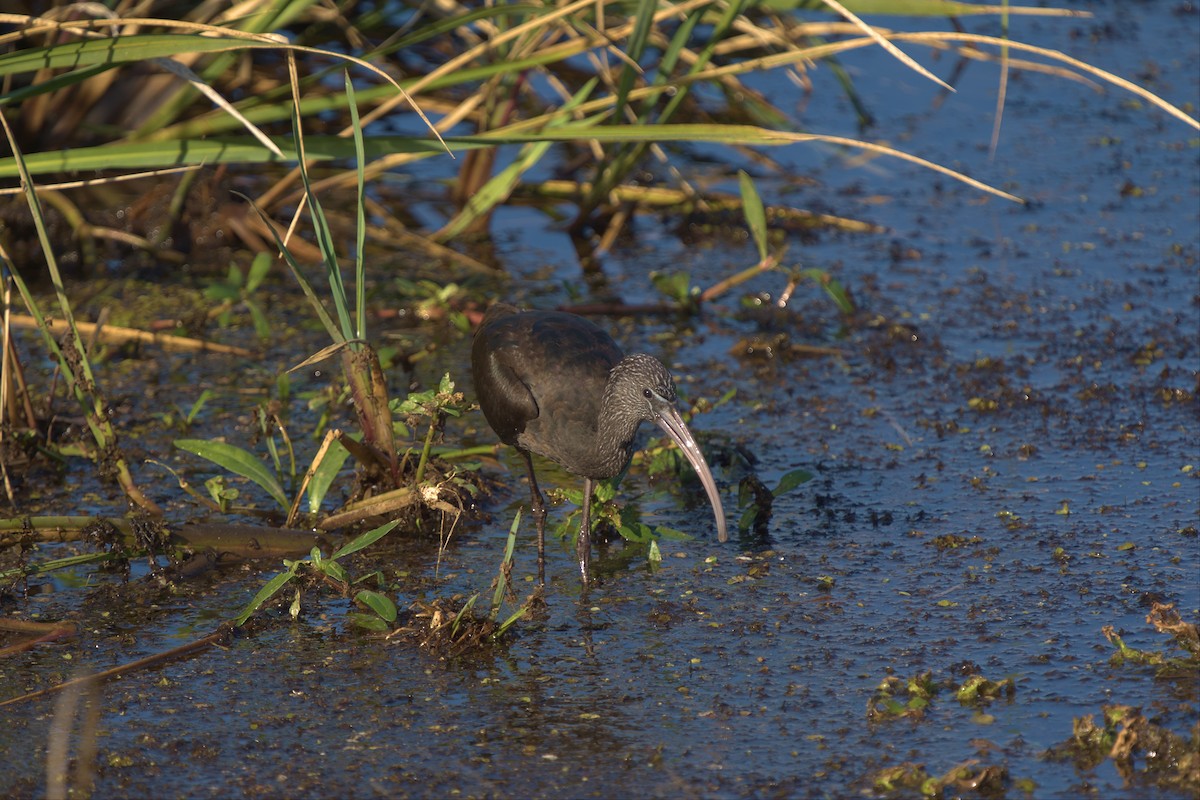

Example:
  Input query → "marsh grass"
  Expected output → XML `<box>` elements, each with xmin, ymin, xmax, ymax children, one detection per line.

<box><xmin>4</xmin><ymin>0</ymin><xmax>1193</xmax><ymax>273</ymax></box>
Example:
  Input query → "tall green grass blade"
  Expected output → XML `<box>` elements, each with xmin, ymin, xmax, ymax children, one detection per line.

<box><xmin>0</xmin><ymin>111</ymin><xmax>159</xmax><ymax>513</ymax></box>
<box><xmin>347</xmin><ymin>73</ymin><xmax>368</xmax><ymax>342</ymax></box>
<box><xmin>0</xmin><ymin>133</ymin><xmax>462</xmax><ymax>179</ymax></box>
<box><xmin>289</xmin><ymin>86</ymin><xmax>354</xmax><ymax>344</ymax></box>
<box><xmin>175</xmin><ymin>438</ymin><xmax>289</xmax><ymax>510</ymax></box>
<box><xmin>764</xmin><ymin>0</ymin><xmax>1068</xmax><ymax>15</ymax></box>
<box><xmin>0</xmin><ymin>35</ymin><xmax>270</xmax><ymax>78</ymax></box>
<box><xmin>490</xmin><ymin>510</ymin><xmax>521</xmax><ymax>620</ymax></box>
<box><xmin>613</xmin><ymin>0</ymin><xmax>658</xmax><ymax>118</ymax></box>
<box><xmin>0</xmin><ymin>64</ymin><xmax>114</xmax><ymax>107</ymax></box>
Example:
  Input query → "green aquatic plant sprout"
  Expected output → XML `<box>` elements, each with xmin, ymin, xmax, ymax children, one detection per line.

<box><xmin>151</xmin><ymin>389</ymin><xmax>214</xmax><ymax>434</ymax></box>
<box><xmin>233</xmin><ymin>519</ymin><xmax>400</xmax><ymax>627</ymax></box>
<box><xmin>737</xmin><ymin>468</ymin><xmax>814</xmax><ymax>533</ymax></box>
<box><xmin>203</xmin><ymin>254</ymin><xmax>274</xmax><ymax>340</ymax></box>
<box><xmin>174</xmin><ymin>439</ymin><xmax>290</xmax><ymax>512</ymax></box>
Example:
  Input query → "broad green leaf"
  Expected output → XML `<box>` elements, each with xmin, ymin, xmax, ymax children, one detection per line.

<box><xmin>307</xmin><ymin>439</ymin><xmax>352</xmax><ymax>514</ymax></box>
<box><xmin>348</xmin><ymin>613</ymin><xmax>392</xmax><ymax>631</ymax></box>
<box><xmin>175</xmin><ymin>438</ymin><xmax>288</xmax><ymax>510</ymax></box>
<box><xmin>356</xmin><ymin>590</ymin><xmax>398</xmax><ymax>623</ymax></box>
<box><xmin>655</xmin><ymin>526</ymin><xmax>690</xmax><ymax>541</ymax></box>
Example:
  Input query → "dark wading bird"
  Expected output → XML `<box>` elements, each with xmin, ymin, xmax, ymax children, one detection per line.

<box><xmin>471</xmin><ymin>303</ymin><xmax>728</xmax><ymax>585</ymax></box>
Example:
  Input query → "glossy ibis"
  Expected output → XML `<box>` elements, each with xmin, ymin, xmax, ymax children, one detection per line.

<box><xmin>471</xmin><ymin>303</ymin><xmax>728</xmax><ymax>585</ymax></box>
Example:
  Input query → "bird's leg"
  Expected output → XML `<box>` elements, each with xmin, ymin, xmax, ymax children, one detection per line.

<box><xmin>577</xmin><ymin>477</ymin><xmax>593</xmax><ymax>585</ymax></box>
<box><xmin>520</xmin><ymin>450</ymin><xmax>547</xmax><ymax>585</ymax></box>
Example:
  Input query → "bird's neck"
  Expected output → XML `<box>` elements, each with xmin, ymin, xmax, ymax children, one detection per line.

<box><xmin>591</xmin><ymin>368</ymin><xmax>643</xmax><ymax>478</ymax></box>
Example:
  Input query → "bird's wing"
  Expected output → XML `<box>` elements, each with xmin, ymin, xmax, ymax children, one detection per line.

<box><xmin>472</xmin><ymin>335</ymin><xmax>540</xmax><ymax>446</ymax></box>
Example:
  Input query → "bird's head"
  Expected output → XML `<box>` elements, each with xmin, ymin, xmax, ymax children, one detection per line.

<box><xmin>608</xmin><ymin>353</ymin><xmax>677</xmax><ymax>421</ymax></box>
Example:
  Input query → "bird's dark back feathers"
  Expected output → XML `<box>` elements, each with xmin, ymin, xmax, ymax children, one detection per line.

<box><xmin>472</xmin><ymin>305</ymin><xmax>625</xmax><ymax>477</ymax></box>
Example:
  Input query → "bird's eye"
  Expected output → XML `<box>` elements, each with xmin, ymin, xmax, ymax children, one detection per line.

<box><xmin>643</xmin><ymin>388</ymin><xmax>653</xmax><ymax>399</ymax></box>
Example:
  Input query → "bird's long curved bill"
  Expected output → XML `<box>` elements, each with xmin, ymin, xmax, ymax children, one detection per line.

<box><xmin>655</xmin><ymin>406</ymin><xmax>728</xmax><ymax>543</ymax></box>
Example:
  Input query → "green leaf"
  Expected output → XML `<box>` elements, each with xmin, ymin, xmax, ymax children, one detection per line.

<box><xmin>348</xmin><ymin>613</ymin><xmax>391</xmax><ymax>632</ymax></box>
<box><xmin>320</xmin><ymin>559</ymin><xmax>348</xmax><ymax>583</ymax></box>
<box><xmin>186</xmin><ymin>390</ymin><xmax>214</xmax><ymax>424</ymax></box>
<box><xmin>491</xmin><ymin>510</ymin><xmax>521</xmax><ymax>619</ymax></box>
<box><xmin>245</xmin><ymin>300</ymin><xmax>271</xmax><ymax>340</ymax></box>
<box><xmin>246</xmin><ymin>251</ymin><xmax>272</xmax><ymax>292</ymax></box>
<box><xmin>738</xmin><ymin>170</ymin><xmax>769</xmax><ymax>262</ymax></box>
<box><xmin>614</xmin><ymin>0</ymin><xmax>658</xmax><ymax>118</ymax></box>
<box><xmin>307</xmin><ymin>439</ymin><xmax>352</xmax><ymax>513</ymax></box>
<box><xmin>0</xmin><ymin>135</ymin><xmax>453</xmax><ymax>180</ymax></box>
<box><xmin>651</xmin><ymin>271</ymin><xmax>693</xmax><ymax>304</ymax></box>
<box><xmin>738</xmin><ymin>505</ymin><xmax>759</xmax><ymax>532</ymax></box>
<box><xmin>175</xmin><ymin>438</ymin><xmax>288</xmax><ymax>510</ymax></box>
<box><xmin>234</xmin><ymin>567</ymin><xmax>297</xmax><ymax>626</ymax></box>
<box><xmin>330</xmin><ymin>519</ymin><xmax>400</xmax><ymax>560</ymax></box>
<box><xmin>344</xmin><ymin>72</ymin><xmax>368</xmax><ymax>342</ymax></box>
<box><xmin>493</xmin><ymin>605</ymin><xmax>528</xmax><ymax>640</ymax></box>
<box><xmin>773</xmin><ymin>469</ymin><xmax>814</xmax><ymax>497</ymax></box>
<box><xmin>355</xmin><ymin>590</ymin><xmax>397</xmax><ymax>623</ymax></box>
<box><xmin>655</xmin><ymin>526</ymin><xmax>690</xmax><ymax>541</ymax></box>
<box><xmin>0</xmin><ymin>34</ymin><xmax>273</xmax><ymax>79</ymax></box>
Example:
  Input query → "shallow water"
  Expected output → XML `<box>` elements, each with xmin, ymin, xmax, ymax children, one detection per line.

<box><xmin>2</xmin><ymin>2</ymin><xmax>1198</xmax><ymax>798</ymax></box>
